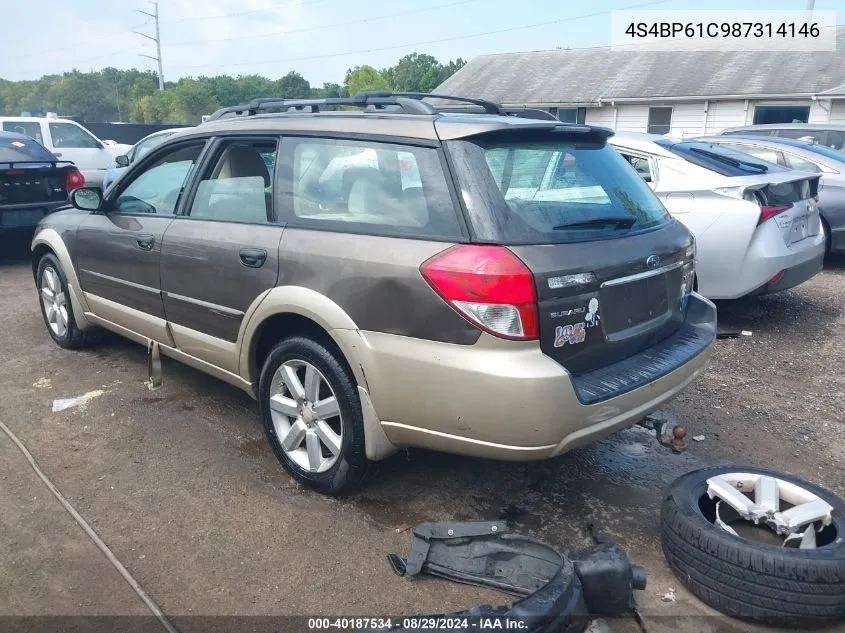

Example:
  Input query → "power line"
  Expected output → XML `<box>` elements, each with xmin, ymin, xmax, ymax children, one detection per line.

<box><xmin>135</xmin><ymin>1</ymin><xmax>164</xmax><ymax>90</ymax></box>
<box><xmin>10</xmin><ymin>22</ymin><xmax>149</xmax><ymax>63</ymax></box>
<box><xmin>165</xmin><ymin>0</ymin><xmax>480</xmax><ymax>47</ymax></box>
<box><xmin>169</xmin><ymin>0</ymin><xmax>675</xmax><ymax>70</ymax></box>
<box><xmin>160</xmin><ymin>0</ymin><xmax>336</xmax><ymax>24</ymax></box>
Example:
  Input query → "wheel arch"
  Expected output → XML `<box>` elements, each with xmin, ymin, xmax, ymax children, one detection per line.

<box><xmin>31</xmin><ymin>228</ymin><xmax>93</xmax><ymax>329</ymax></box>
<box><xmin>238</xmin><ymin>286</ymin><xmax>397</xmax><ymax>461</ymax></box>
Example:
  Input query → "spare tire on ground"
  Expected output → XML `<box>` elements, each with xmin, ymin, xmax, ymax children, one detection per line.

<box><xmin>660</xmin><ymin>465</ymin><xmax>845</xmax><ymax>628</ymax></box>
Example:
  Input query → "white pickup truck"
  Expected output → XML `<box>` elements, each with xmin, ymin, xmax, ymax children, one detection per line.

<box><xmin>0</xmin><ymin>115</ymin><xmax>131</xmax><ymax>189</ymax></box>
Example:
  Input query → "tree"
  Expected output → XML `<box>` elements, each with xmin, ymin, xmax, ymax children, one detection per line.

<box><xmin>389</xmin><ymin>53</ymin><xmax>441</xmax><ymax>92</ymax></box>
<box><xmin>277</xmin><ymin>71</ymin><xmax>311</xmax><ymax>99</ymax></box>
<box><xmin>344</xmin><ymin>65</ymin><xmax>389</xmax><ymax>96</ymax></box>
<box><xmin>312</xmin><ymin>82</ymin><xmax>348</xmax><ymax>99</ymax></box>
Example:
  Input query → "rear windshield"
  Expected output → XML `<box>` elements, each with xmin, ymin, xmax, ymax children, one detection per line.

<box><xmin>657</xmin><ymin>140</ymin><xmax>787</xmax><ymax>176</ymax></box>
<box><xmin>447</xmin><ymin>138</ymin><xmax>670</xmax><ymax>244</ymax></box>
<box><xmin>0</xmin><ymin>134</ymin><xmax>55</xmax><ymax>163</ymax></box>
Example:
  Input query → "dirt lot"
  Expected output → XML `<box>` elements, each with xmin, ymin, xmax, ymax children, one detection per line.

<box><xmin>1</xmin><ymin>232</ymin><xmax>844</xmax><ymax>633</ymax></box>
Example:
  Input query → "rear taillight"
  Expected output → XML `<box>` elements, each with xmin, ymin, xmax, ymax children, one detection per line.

<box><xmin>420</xmin><ymin>244</ymin><xmax>539</xmax><ymax>341</ymax></box>
<box><xmin>4</xmin><ymin>169</ymin><xmax>25</xmax><ymax>176</ymax></box>
<box><xmin>65</xmin><ymin>169</ymin><xmax>85</xmax><ymax>191</ymax></box>
<box><xmin>757</xmin><ymin>204</ymin><xmax>791</xmax><ymax>226</ymax></box>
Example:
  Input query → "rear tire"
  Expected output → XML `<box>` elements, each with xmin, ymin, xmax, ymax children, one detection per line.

<box><xmin>36</xmin><ymin>253</ymin><xmax>89</xmax><ymax>350</ymax></box>
<box><xmin>258</xmin><ymin>336</ymin><xmax>369</xmax><ymax>495</ymax></box>
<box><xmin>661</xmin><ymin>466</ymin><xmax>845</xmax><ymax>628</ymax></box>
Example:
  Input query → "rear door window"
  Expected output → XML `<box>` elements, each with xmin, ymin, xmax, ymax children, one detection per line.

<box><xmin>2</xmin><ymin>121</ymin><xmax>43</xmax><ymax>144</ymax></box>
<box><xmin>447</xmin><ymin>138</ymin><xmax>670</xmax><ymax>244</ymax></box>
<box><xmin>279</xmin><ymin>137</ymin><xmax>462</xmax><ymax>239</ymax></box>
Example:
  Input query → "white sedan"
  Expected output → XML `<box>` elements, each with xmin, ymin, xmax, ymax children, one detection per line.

<box><xmin>608</xmin><ymin>133</ymin><xmax>826</xmax><ymax>300</ymax></box>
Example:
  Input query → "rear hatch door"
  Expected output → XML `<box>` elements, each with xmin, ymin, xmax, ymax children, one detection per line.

<box><xmin>444</xmin><ymin>128</ymin><xmax>697</xmax><ymax>379</ymax></box>
<box><xmin>740</xmin><ymin>172</ymin><xmax>821</xmax><ymax>244</ymax></box>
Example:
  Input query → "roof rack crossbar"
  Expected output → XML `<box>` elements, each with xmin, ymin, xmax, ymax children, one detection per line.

<box><xmin>203</xmin><ymin>91</ymin><xmax>506</xmax><ymax>122</ymax></box>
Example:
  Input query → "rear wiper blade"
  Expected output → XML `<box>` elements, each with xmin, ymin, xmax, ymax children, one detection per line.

<box><xmin>689</xmin><ymin>147</ymin><xmax>768</xmax><ymax>173</ymax></box>
<box><xmin>553</xmin><ymin>216</ymin><xmax>636</xmax><ymax>230</ymax></box>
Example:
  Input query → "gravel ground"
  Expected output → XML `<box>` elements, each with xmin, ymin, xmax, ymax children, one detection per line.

<box><xmin>1</xmin><ymin>231</ymin><xmax>843</xmax><ymax>633</ymax></box>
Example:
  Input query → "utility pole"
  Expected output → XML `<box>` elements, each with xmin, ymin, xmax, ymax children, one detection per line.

<box><xmin>804</xmin><ymin>0</ymin><xmax>815</xmax><ymax>24</ymax></box>
<box><xmin>134</xmin><ymin>1</ymin><xmax>164</xmax><ymax>91</ymax></box>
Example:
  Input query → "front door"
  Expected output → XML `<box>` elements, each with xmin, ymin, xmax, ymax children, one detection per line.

<box><xmin>44</xmin><ymin>121</ymin><xmax>115</xmax><ymax>175</ymax></box>
<box><xmin>76</xmin><ymin>140</ymin><xmax>208</xmax><ymax>342</ymax></box>
<box><xmin>159</xmin><ymin>137</ymin><xmax>284</xmax><ymax>372</ymax></box>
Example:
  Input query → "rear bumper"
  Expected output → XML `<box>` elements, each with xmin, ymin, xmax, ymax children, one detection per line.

<box><xmin>748</xmin><ymin>249</ymin><xmax>825</xmax><ymax>296</ymax></box>
<box><xmin>79</xmin><ymin>169</ymin><xmax>106</xmax><ymax>188</ymax></box>
<box><xmin>727</xmin><ymin>230</ymin><xmax>826</xmax><ymax>300</ymax></box>
<box><xmin>1</xmin><ymin>201</ymin><xmax>68</xmax><ymax>229</ymax></box>
<box><xmin>346</xmin><ymin>293</ymin><xmax>715</xmax><ymax>461</ymax></box>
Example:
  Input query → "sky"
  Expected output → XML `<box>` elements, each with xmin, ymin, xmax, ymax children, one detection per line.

<box><xmin>0</xmin><ymin>0</ymin><xmax>840</xmax><ymax>85</ymax></box>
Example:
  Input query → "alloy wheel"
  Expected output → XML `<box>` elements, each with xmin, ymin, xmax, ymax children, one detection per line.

<box><xmin>40</xmin><ymin>267</ymin><xmax>69</xmax><ymax>338</ymax></box>
<box><xmin>268</xmin><ymin>359</ymin><xmax>343</xmax><ymax>473</ymax></box>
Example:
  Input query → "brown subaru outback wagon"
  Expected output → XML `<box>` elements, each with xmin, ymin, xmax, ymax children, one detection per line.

<box><xmin>32</xmin><ymin>92</ymin><xmax>716</xmax><ymax>494</ymax></box>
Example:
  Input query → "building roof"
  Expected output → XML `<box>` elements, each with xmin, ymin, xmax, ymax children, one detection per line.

<box><xmin>436</xmin><ymin>26</ymin><xmax>845</xmax><ymax>107</ymax></box>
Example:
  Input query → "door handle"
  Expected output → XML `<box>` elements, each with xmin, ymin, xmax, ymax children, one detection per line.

<box><xmin>136</xmin><ymin>235</ymin><xmax>155</xmax><ymax>251</ymax></box>
<box><xmin>239</xmin><ymin>248</ymin><xmax>267</xmax><ymax>268</ymax></box>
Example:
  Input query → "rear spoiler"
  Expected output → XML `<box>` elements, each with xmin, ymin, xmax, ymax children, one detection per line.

<box><xmin>0</xmin><ymin>160</ymin><xmax>76</xmax><ymax>168</ymax></box>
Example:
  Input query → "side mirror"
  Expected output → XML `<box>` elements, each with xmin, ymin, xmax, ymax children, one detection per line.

<box><xmin>115</xmin><ymin>154</ymin><xmax>130</xmax><ymax>168</ymax></box>
<box><xmin>70</xmin><ymin>187</ymin><xmax>103</xmax><ymax>211</ymax></box>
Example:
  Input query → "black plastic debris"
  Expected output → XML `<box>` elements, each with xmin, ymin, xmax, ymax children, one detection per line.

<box><xmin>360</xmin><ymin>521</ymin><xmax>647</xmax><ymax>633</ymax></box>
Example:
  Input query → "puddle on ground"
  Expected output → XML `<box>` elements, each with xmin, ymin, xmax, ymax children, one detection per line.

<box><xmin>348</xmin><ymin>421</ymin><xmax>710</xmax><ymax>547</ymax></box>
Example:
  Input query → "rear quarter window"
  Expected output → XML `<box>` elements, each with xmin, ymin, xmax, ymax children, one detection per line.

<box><xmin>279</xmin><ymin>137</ymin><xmax>463</xmax><ymax>239</ymax></box>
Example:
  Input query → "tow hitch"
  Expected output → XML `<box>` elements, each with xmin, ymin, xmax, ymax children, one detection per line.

<box><xmin>638</xmin><ymin>416</ymin><xmax>688</xmax><ymax>453</ymax></box>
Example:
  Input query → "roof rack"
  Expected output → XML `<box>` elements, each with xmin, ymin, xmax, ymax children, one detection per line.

<box><xmin>203</xmin><ymin>92</ymin><xmax>557</xmax><ymax>123</ymax></box>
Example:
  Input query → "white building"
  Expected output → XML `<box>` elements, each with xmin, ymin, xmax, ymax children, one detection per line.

<box><xmin>436</xmin><ymin>27</ymin><xmax>845</xmax><ymax>137</ymax></box>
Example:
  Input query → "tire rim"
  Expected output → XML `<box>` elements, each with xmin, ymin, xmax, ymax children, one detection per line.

<box><xmin>704</xmin><ymin>472</ymin><xmax>836</xmax><ymax>549</ymax></box>
<box><xmin>40</xmin><ymin>267</ymin><xmax>69</xmax><ymax>338</ymax></box>
<box><xmin>268</xmin><ymin>359</ymin><xmax>343</xmax><ymax>474</ymax></box>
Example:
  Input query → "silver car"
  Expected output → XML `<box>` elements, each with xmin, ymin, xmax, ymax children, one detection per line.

<box><xmin>609</xmin><ymin>133</ymin><xmax>825</xmax><ymax>300</ymax></box>
<box><xmin>693</xmin><ymin>135</ymin><xmax>845</xmax><ymax>254</ymax></box>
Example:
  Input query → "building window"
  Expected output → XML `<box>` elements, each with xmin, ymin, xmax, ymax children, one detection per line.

<box><xmin>549</xmin><ymin>107</ymin><xmax>587</xmax><ymax>124</ymax></box>
<box><xmin>647</xmin><ymin>107</ymin><xmax>673</xmax><ymax>135</ymax></box>
<box><xmin>752</xmin><ymin>105</ymin><xmax>810</xmax><ymax>125</ymax></box>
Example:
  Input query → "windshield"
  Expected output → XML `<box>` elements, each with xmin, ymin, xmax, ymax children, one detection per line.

<box><xmin>0</xmin><ymin>134</ymin><xmax>56</xmax><ymax>163</ymax></box>
<box><xmin>447</xmin><ymin>138</ymin><xmax>670</xmax><ymax>244</ymax></box>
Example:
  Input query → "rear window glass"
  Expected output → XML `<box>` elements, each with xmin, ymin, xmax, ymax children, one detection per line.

<box><xmin>0</xmin><ymin>134</ymin><xmax>55</xmax><ymax>162</ymax></box>
<box><xmin>657</xmin><ymin>140</ymin><xmax>787</xmax><ymax>176</ymax></box>
<box><xmin>447</xmin><ymin>138</ymin><xmax>670</xmax><ymax>244</ymax></box>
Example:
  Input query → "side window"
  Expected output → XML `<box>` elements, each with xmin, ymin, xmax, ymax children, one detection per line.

<box><xmin>49</xmin><ymin>122</ymin><xmax>101</xmax><ymax>149</ymax></box>
<box><xmin>113</xmin><ymin>143</ymin><xmax>204</xmax><ymax>215</ymax></box>
<box><xmin>2</xmin><ymin>121</ymin><xmax>44</xmax><ymax>143</ymax></box>
<box><xmin>187</xmin><ymin>139</ymin><xmax>277</xmax><ymax>224</ymax></box>
<box><xmin>783</xmin><ymin>154</ymin><xmax>822</xmax><ymax>173</ymax></box>
<box><xmin>620</xmin><ymin>153</ymin><xmax>655</xmax><ymax>182</ymax></box>
<box><xmin>282</xmin><ymin>137</ymin><xmax>462</xmax><ymax>238</ymax></box>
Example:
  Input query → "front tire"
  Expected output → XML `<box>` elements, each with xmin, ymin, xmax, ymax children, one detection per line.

<box><xmin>36</xmin><ymin>253</ymin><xmax>89</xmax><ymax>350</ymax></box>
<box><xmin>258</xmin><ymin>336</ymin><xmax>369</xmax><ymax>495</ymax></box>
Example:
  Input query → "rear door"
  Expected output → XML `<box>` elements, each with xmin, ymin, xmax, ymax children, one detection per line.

<box><xmin>76</xmin><ymin>140</ymin><xmax>208</xmax><ymax>342</ymax></box>
<box><xmin>159</xmin><ymin>137</ymin><xmax>284</xmax><ymax>373</ymax></box>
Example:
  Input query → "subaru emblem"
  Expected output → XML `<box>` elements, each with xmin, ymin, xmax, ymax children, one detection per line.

<box><xmin>646</xmin><ymin>254</ymin><xmax>661</xmax><ymax>269</ymax></box>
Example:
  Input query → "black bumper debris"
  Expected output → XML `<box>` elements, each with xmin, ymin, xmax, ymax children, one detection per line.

<box><xmin>360</xmin><ymin>521</ymin><xmax>646</xmax><ymax>633</ymax></box>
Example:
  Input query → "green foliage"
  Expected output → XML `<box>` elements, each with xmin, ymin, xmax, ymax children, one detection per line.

<box><xmin>344</xmin><ymin>65</ymin><xmax>390</xmax><ymax>96</ymax></box>
<box><xmin>0</xmin><ymin>54</ymin><xmax>468</xmax><ymax>124</ymax></box>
